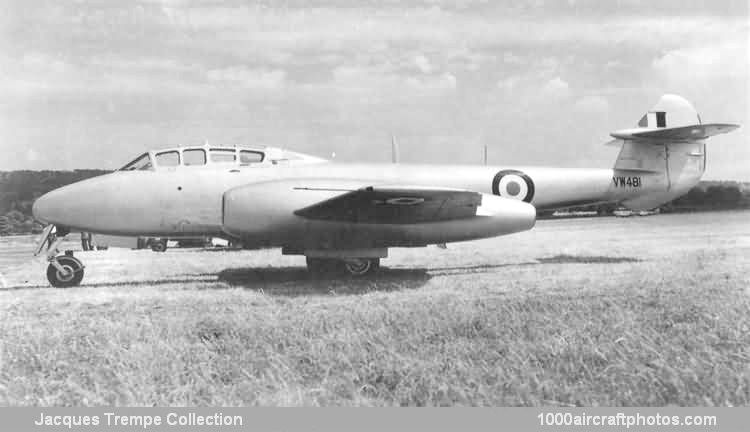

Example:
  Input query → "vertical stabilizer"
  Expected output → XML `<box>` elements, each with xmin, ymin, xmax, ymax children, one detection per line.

<box><xmin>609</xmin><ymin>94</ymin><xmax>738</xmax><ymax>210</ymax></box>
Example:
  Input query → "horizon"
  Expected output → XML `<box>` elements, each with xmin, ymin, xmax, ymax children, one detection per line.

<box><xmin>2</xmin><ymin>166</ymin><xmax>750</xmax><ymax>186</ymax></box>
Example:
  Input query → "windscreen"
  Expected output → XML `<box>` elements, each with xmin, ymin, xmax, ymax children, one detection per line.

<box><xmin>119</xmin><ymin>153</ymin><xmax>153</xmax><ymax>171</ymax></box>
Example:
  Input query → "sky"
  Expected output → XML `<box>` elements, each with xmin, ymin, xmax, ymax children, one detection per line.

<box><xmin>1</xmin><ymin>0</ymin><xmax>748</xmax><ymax>179</ymax></box>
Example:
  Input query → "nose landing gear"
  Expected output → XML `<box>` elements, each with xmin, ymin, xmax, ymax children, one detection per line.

<box><xmin>46</xmin><ymin>254</ymin><xmax>85</xmax><ymax>288</ymax></box>
<box><xmin>34</xmin><ymin>225</ymin><xmax>85</xmax><ymax>288</ymax></box>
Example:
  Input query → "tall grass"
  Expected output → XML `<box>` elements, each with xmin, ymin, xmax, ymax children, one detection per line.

<box><xmin>0</xmin><ymin>269</ymin><xmax>747</xmax><ymax>406</ymax></box>
<box><xmin>1</xmin><ymin>212</ymin><xmax>748</xmax><ymax>406</ymax></box>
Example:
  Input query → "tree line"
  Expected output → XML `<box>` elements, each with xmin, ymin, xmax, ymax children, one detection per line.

<box><xmin>537</xmin><ymin>181</ymin><xmax>749</xmax><ymax>217</ymax></box>
<box><xmin>0</xmin><ymin>170</ymin><xmax>110</xmax><ymax>235</ymax></box>
<box><xmin>0</xmin><ymin>170</ymin><xmax>748</xmax><ymax>235</ymax></box>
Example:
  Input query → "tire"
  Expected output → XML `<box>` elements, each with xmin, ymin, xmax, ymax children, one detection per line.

<box><xmin>46</xmin><ymin>256</ymin><xmax>84</xmax><ymax>288</ymax></box>
<box><xmin>150</xmin><ymin>239</ymin><xmax>167</xmax><ymax>252</ymax></box>
<box><xmin>306</xmin><ymin>257</ymin><xmax>381</xmax><ymax>277</ymax></box>
<box><xmin>343</xmin><ymin>258</ymin><xmax>380</xmax><ymax>277</ymax></box>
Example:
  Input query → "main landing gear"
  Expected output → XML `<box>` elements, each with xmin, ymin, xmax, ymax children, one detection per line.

<box><xmin>34</xmin><ymin>225</ymin><xmax>85</xmax><ymax>288</ymax></box>
<box><xmin>306</xmin><ymin>257</ymin><xmax>380</xmax><ymax>277</ymax></box>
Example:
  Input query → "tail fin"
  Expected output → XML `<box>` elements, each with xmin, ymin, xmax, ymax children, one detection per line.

<box><xmin>609</xmin><ymin>94</ymin><xmax>739</xmax><ymax>210</ymax></box>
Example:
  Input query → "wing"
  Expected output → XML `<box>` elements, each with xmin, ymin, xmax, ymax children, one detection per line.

<box><xmin>293</xmin><ymin>186</ymin><xmax>482</xmax><ymax>224</ymax></box>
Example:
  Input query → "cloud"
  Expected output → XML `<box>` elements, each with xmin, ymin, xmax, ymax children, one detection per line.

<box><xmin>497</xmin><ymin>76</ymin><xmax>520</xmax><ymax>92</ymax></box>
<box><xmin>26</xmin><ymin>147</ymin><xmax>39</xmax><ymax>163</ymax></box>
<box><xmin>413</xmin><ymin>54</ymin><xmax>434</xmax><ymax>74</ymax></box>
<box><xmin>4</xmin><ymin>5</ymin><xmax>744</xmax><ymax>98</ymax></box>
<box><xmin>205</xmin><ymin>67</ymin><xmax>287</xmax><ymax>89</ymax></box>
<box><xmin>21</xmin><ymin>53</ymin><xmax>68</xmax><ymax>73</ymax></box>
<box><xmin>331</xmin><ymin>65</ymin><xmax>386</xmax><ymax>88</ymax></box>
<box><xmin>541</xmin><ymin>77</ymin><xmax>570</xmax><ymax>99</ymax></box>
<box><xmin>495</xmin><ymin>54</ymin><xmax>570</xmax><ymax>98</ymax></box>
<box><xmin>331</xmin><ymin>64</ymin><xmax>456</xmax><ymax>92</ymax></box>
<box><xmin>156</xmin><ymin>7</ymin><xmax>745</xmax><ymax>61</ymax></box>
<box><xmin>406</xmin><ymin>73</ymin><xmax>457</xmax><ymax>91</ymax></box>
<box><xmin>574</xmin><ymin>95</ymin><xmax>610</xmax><ymax>114</ymax></box>
<box><xmin>446</xmin><ymin>49</ymin><xmax>495</xmax><ymax>72</ymax></box>
<box><xmin>503</xmin><ymin>51</ymin><xmax>524</xmax><ymax>65</ymax></box>
<box><xmin>88</xmin><ymin>56</ymin><xmax>196</xmax><ymax>73</ymax></box>
<box><xmin>652</xmin><ymin>39</ymin><xmax>747</xmax><ymax>85</ymax></box>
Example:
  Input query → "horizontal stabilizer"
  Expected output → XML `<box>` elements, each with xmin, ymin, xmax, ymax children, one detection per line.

<box><xmin>294</xmin><ymin>186</ymin><xmax>482</xmax><ymax>224</ymax></box>
<box><xmin>610</xmin><ymin>123</ymin><xmax>739</xmax><ymax>142</ymax></box>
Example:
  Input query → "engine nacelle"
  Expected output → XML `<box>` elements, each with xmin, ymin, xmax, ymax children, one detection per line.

<box><xmin>222</xmin><ymin>180</ymin><xmax>536</xmax><ymax>248</ymax></box>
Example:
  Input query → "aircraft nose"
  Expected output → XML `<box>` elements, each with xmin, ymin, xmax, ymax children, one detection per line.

<box><xmin>30</xmin><ymin>173</ymin><xmax>158</xmax><ymax>234</ymax></box>
<box><xmin>32</xmin><ymin>189</ymin><xmax>67</xmax><ymax>225</ymax></box>
<box><xmin>32</xmin><ymin>176</ymin><xmax>110</xmax><ymax>229</ymax></box>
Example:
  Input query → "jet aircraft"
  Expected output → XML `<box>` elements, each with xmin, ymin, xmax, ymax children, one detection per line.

<box><xmin>32</xmin><ymin>95</ymin><xmax>739</xmax><ymax>287</ymax></box>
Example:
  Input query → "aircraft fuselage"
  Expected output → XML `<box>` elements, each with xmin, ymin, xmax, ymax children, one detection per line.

<box><xmin>33</xmin><ymin>162</ymin><xmax>666</xmax><ymax>247</ymax></box>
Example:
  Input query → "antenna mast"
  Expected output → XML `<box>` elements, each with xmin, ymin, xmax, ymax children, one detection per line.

<box><xmin>391</xmin><ymin>135</ymin><xmax>400</xmax><ymax>164</ymax></box>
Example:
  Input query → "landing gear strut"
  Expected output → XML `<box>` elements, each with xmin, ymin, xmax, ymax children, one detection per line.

<box><xmin>34</xmin><ymin>225</ymin><xmax>85</xmax><ymax>288</ymax></box>
<box><xmin>306</xmin><ymin>257</ymin><xmax>380</xmax><ymax>277</ymax></box>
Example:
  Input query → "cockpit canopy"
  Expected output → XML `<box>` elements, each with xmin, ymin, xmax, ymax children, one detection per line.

<box><xmin>119</xmin><ymin>145</ymin><xmax>327</xmax><ymax>171</ymax></box>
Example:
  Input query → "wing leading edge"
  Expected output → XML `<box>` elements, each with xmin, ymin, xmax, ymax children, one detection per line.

<box><xmin>294</xmin><ymin>186</ymin><xmax>482</xmax><ymax>224</ymax></box>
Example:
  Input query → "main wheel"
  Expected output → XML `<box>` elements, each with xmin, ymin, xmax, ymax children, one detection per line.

<box><xmin>150</xmin><ymin>239</ymin><xmax>167</xmax><ymax>252</ymax></box>
<box><xmin>343</xmin><ymin>258</ymin><xmax>380</xmax><ymax>277</ymax></box>
<box><xmin>46</xmin><ymin>255</ymin><xmax>84</xmax><ymax>288</ymax></box>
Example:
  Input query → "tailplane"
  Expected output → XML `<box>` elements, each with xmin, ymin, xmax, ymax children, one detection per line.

<box><xmin>608</xmin><ymin>94</ymin><xmax>739</xmax><ymax>210</ymax></box>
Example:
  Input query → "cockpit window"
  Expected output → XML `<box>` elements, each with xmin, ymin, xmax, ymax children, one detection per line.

<box><xmin>155</xmin><ymin>151</ymin><xmax>180</xmax><ymax>167</ymax></box>
<box><xmin>183</xmin><ymin>149</ymin><xmax>206</xmax><ymax>166</ymax></box>
<box><xmin>240</xmin><ymin>150</ymin><xmax>264</xmax><ymax>164</ymax></box>
<box><xmin>119</xmin><ymin>153</ymin><xmax>153</xmax><ymax>171</ymax></box>
<box><xmin>210</xmin><ymin>149</ymin><xmax>236</xmax><ymax>163</ymax></box>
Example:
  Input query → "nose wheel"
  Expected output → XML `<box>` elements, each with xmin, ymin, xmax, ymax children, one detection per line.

<box><xmin>35</xmin><ymin>225</ymin><xmax>86</xmax><ymax>288</ymax></box>
<box><xmin>47</xmin><ymin>255</ymin><xmax>84</xmax><ymax>288</ymax></box>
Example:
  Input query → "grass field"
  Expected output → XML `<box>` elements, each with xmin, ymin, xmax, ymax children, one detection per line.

<box><xmin>1</xmin><ymin>211</ymin><xmax>749</xmax><ymax>406</ymax></box>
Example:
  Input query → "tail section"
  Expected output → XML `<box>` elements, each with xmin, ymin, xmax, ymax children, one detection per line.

<box><xmin>609</xmin><ymin>94</ymin><xmax>739</xmax><ymax>210</ymax></box>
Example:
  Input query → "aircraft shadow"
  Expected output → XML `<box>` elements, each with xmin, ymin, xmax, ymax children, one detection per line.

<box><xmin>2</xmin><ymin>255</ymin><xmax>639</xmax><ymax>292</ymax></box>
<box><xmin>424</xmin><ymin>254</ymin><xmax>640</xmax><ymax>276</ymax></box>
<box><xmin>216</xmin><ymin>266</ymin><xmax>432</xmax><ymax>296</ymax></box>
<box><xmin>212</xmin><ymin>253</ymin><xmax>639</xmax><ymax>294</ymax></box>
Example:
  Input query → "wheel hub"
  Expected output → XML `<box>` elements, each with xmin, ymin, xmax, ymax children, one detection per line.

<box><xmin>56</xmin><ymin>264</ymin><xmax>75</xmax><ymax>282</ymax></box>
<box><xmin>344</xmin><ymin>258</ymin><xmax>371</xmax><ymax>275</ymax></box>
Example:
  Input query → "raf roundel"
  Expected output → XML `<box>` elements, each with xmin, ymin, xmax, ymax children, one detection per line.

<box><xmin>492</xmin><ymin>169</ymin><xmax>535</xmax><ymax>203</ymax></box>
